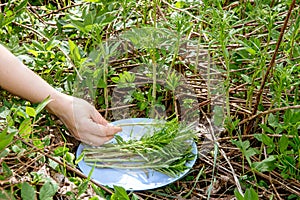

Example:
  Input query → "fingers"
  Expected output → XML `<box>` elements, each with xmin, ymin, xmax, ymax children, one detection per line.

<box><xmin>74</xmin><ymin>133</ymin><xmax>114</xmax><ymax>146</ymax></box>
<box><xmin>104</xmin><ymin>125</ymin><xmax>122</xmax><ymax>136</ymax></box>
<box><xmin>89</xmin><ymin>109</ymin><xmax>122</xmax><ymax>136</ymax></box>
<box><xmin>73</xmin><ymin>118</ymin><xmax>122</xmax><ymax>146</ymax></box>
<box><xmin>78</xmin><ymin>124</ymin><xmax>121</xmax><ymax>146</ymax></box>
<box><xmin>91</xmin><ymin>109</ymin><xmax>108</xmax><ymax>126</ymax></box>
<box><xmin>86</xmin><ymin>119</ymin><xmax>122</xmax><ymax>136</ymax></box>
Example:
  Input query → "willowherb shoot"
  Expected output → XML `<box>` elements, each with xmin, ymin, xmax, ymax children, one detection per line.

<box><xmin>83</xmin><ymin>119</ymin><xmax>197</xmax><ymax>177</ymax></box>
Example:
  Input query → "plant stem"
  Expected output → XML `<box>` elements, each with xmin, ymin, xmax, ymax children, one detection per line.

<box><xmin>150</xmin><ymin>49</ymin><xmax>157</xmax><ymax>118</ymax></box>
<box><xmin>252</xmin><ymin>0</ymin><xmax>296</xmax><ymax>116</ymax></box>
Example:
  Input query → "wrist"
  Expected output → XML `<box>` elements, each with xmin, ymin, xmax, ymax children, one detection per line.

<box><xmin>46</xmin><ymin>91</ymin><xmax>72</xmax><ymax>118</ymax></box>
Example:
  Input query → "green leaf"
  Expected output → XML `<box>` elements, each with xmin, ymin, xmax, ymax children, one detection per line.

<box><xmin>89</xmin><ymin>197</ymin><xmax>99</xmax><ymax>200</ymax></box>
<box><xmin>288</xmin><ymin>194</ymin><xmax>298</xmax><ymax>199</ymax></box>
<box><xmin>77</xmin><ymin>180</ymin><xmax>89</xmax><ymax>197</ymax></box>
<box><xmin>263</xmin><ymin>136</ymin><xmax>275</xmax><ymax>154</ymax></box>
<box><xmin>0</xmin><ymin>162</ymin><xmax>12</xmax><ymax>180</ymax></box>
<box><xmin>270</xmin><ymin>30</ymin><xmax>280</xmax><ymax>40</ymax></box>
<box><xmin>131</xmin><ymin>193</ymin><xmax>139</xmax><ymax>200</ymax></box>
<box><xmin>69</xmin><ymin>40</ymin><xmax>81</xmax><ymax>62</ymax></box>
<box><xmin>33</xmin><ymin>139</ymin><xmax>44</xmax><ymax>149</ymax></box>
<box><xmin>45</xmin><ymin>38</ymin><xmax>57</xmax><ymax>51</ymax></box>
<box><xmin>84</xmin><ymin>0</ymin><xmax>101</xmax><ymax>2</ymax></box>
<box><xmin>241</xmin><ymin>74</ymin><xmax>251</xmax><ymax>83</ymax></box>
<box><xmin>53</xmin><ymin>146</ymin><xmax>69</xmax><ymax>156</ymax></box>
<box><xmin>48</xmin><ymin>159</ymin><xmax>59</xmax><ymax>170</ymax></box>
<box><xmin>244</xmin><ymin>147</ymin><xmax>256</xmax><ymax>165</ymax></box>
<box><xmin>261</xmin><ymin>134</ymin><xmax>274</xmax><ymax>147</ymax></box>
<box><xmin>268</xmin><ymin>113</ymin><xmax>278</xmax><ymax>128</ymax></box>
<box><xmin>284</xmin><ymin>109</ymin><xmax>292</xmax><ymax>124</ymax></box>
<box><xmin>133</xmin><ymin>91</ymin><xmax>145</xmax><ymax>101</ymax></box>
<box><xmin>0</xmin><ymin>106</ymin><xmax>10</xmax><ymax>118</ymax></box>
<box><xmin>245</xmin><ymin>148</ymin><xmax>258</xmax><ymax>159</ymax></box>
<box><xmin>111</xmin><ymin>77</ymin><xmax>120</xmax><ymax>83</ymax></box>
<box><xmin>14</xmin><ymin>0</ymin><xmax>28</xmax><ymax>12</ymax></box>
<box><xmin>78</xmin><ymin>166</ymin><xmax>95</xmax><ymax>197</ymax></box>
<box><xmin>75</xmin><ymin>152</ymin><xmax>85</xmax><ymax>165</ymax></box>
<box><xmin>26</xmin><ymin>107</ymin><xmax>36</xmax><ymax>118</ymax></box>
<box><xmin>279</xmin><ymin>134</ymin><xmax>289</xmax><ymax>153</ymax></box>
<box><xmin>244</xmin><ymin>188</ymin><xmax>259</xmax><ymax>200</ymax></box>
<box><xmin>290</xmin><ymin>110</ymin><xmax>300</xmax><ymax>124</ymax></box>
<box><xmin>234</xmin><ymin>188</ymin><xmax>244</xmax><ymax>200</ymax></box>
<box><xmin>111</xmin><ymin>185</ymin><xmax>130</xmax><ymax>200</ymax></box>
<box><xmin>65</xmin><ymin>152</ymin><xmax>75</xmax><ymax>164</ymax></box>
<box><xmin>259</xmin><ymin>124</ymin><xmax>274</xmax><ymax>134</ymax></box>
<box><xmin>91</xmin><ymin>184</ymin><xmax>105</xmax><ymax>198</ymax></box>
<box><xmin>232</xmin><ymin>139</ymin><xmax>250</xmax><ymax>150</ymax></box>
<box><xmin>32</xmin><ymin>40</ymin><xmax>44</xmax><ymax>51</ymax></box>
<box><xmin>35</xmin><ymin>97</ymin><xmax>52</xmax><ymax>115</ymax></box>
<box><xmin>27</xmin><ymin>49</ymin><xmax>38</xmax><ymax>57</ymax></box>
<box><xmin>11</xmin><ymin>144</ymin><xmax>21</xmax><ymax>153</ymax></box>
<box><xmin>0</xmin><ymin>190</ymin><xmax>14</xmax><ymax>200</ymax></box>
<box><xmin>0</xmin><ymin>128</ymin><xmax>16</xmax><ymax>151</ymax></box>
<box><xmin>252</xmin><ymin>155</ymin><xmax>277</xmax><ymax>172</ymax></box>
<box><xmin>0</xmin><ymin>13</ymin><xmax>4</xmax><ymax>27</ymax></box>
<box><xmin>124</xmin><ymin>71</ymin><xmax>135</xmax><ymax>83</ymax></box>
<box><xmin>0</xmin><ymin>148</ymin><xmax>9</xmax><ymax>158</ymax></box>
<box><xmin>39</xmin><ymin>181</ymin><xmax>58</xmax><ymax>200</ymax></box>
<box><xmin>83</xmin><ymin>12</ymin><xmax>94</xmax><ymax>26</ymax></box>
<box><xmin>175</xmin><ymin>1</ymin><xmax>185</xmax><ymax>8</ymax></box>
<box><xmin>19</xmin><ymin>118</ymin><xmax>32</xmax><ymax>138</ymax></box>
<box><xmin>245</xmin><ymin>47</ymin><xmax>256</xmax><ymax>55</ymax></box>
<box><xmin>275</xmin><ymin>126</ymin><xmax>284</xmax><ymax>134</ymax></box>
<box><xmin>21</xmin><ymin>182</ymin><xmax>36</xmax><ymax>200</ymax></box>
<box><xmin>137</xmin><ymin>102</ymin><xmax>148</xmax><ymax>111</ymax></box>
<box><xmin>213</xmin><ymin>106</ymin><xmax>224</xmax><ymax>127</ymax></box>
<box><xmin>254</xmin><ymin>134</ymin><xmax>262</xmax><ymax>142</ymax></box>
<box><xmin>97</xmin><ymin>79</ymin><xmax>107</xmax><ymax>88</ymax></box>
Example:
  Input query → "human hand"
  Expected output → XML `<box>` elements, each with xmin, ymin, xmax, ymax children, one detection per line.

<box><xmin>47</xmin><ymin>92</ymin><xmax>122</xmax><ymax>146</ymax></box>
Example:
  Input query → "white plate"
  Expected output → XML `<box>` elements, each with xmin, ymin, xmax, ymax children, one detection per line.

<box><xmin>76</xmin><ymin>118</ymin><xmax>198</xmax><ymax>191</ymax></box>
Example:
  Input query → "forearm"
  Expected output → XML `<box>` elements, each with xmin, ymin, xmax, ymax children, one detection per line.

<box><xmin>0</xmin><ymin>44</ymin><xmax>66</xmax><ymax>114</ymax></box>
<box><xmin>0</xmin><ymin>44</ymin><xmax>121</xmax><ymax>145</ymax></box>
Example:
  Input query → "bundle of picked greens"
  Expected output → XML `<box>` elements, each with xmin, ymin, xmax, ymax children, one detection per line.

<box><xmin>83</xmin><ymin>119</ymin><xmax>197</xmax><ymax>177</ymax></box>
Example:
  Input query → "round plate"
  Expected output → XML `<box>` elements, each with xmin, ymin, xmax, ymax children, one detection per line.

<box><xmin>76</xmin><ymin>118</ymin><xmax>198</xmax><ymax>191</ymax></box>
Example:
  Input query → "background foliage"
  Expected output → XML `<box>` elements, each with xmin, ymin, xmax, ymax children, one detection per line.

<box><xmin>0</xmin><ymin>0</ymin><xmax>299</xmax><ymax>199</ymax></box>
